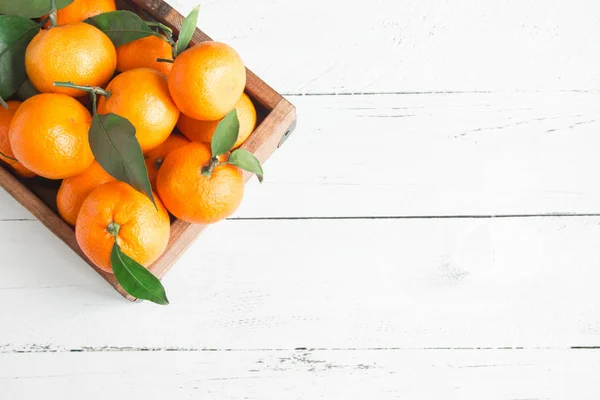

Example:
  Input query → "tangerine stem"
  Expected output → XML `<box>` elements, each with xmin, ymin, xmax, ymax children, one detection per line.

<box><xmin>107</xmin><ymin>222</ymin><xmax>121</xmax><ymax>237</ymax></box>
<box><xmin>201</xmin><ymin>157</ymin><xmax>219</xmax><ymax>178</ymax></box>
<box><xmin>156</xmin><ymin>58</ymin><xmax>174</xmax><ymax>64</ymax></box>
<box><xmin>53</xmin><ymin>82</ymin><xmax>110</xmax><ymax>115</ymax></box>
<box><xmin>49</xmin><ymin>0</ymin><xmax>57</xmax><ymax>27</ymax></box>
<box><xmin>53</xmin><ymin>82</ymin><xmax>111</xmax><ymax>98</ymax></box>
<box><xmin>0</xmin><ymin>95</ymin><xmax>7</xmax><ymax>110</ymax></box>
<box><xmin>145</xmin><ymin>22</ymin><xmax>173</xmax><ymax>34</ymax></box>
<box><xmin>145</xmin><ymin>22</ymin><xmax>176</xmax><ymax>46</ymax></box>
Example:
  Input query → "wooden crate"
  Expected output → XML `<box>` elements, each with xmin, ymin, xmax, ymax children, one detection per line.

<box><xmin>0</xmin><ymin>0</ymin><xmax>296</xmax><ymax>301</ymax></box>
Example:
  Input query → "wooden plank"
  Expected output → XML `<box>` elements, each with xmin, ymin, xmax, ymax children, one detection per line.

<box><xmin>163</xmin><ymin>0</ymin><xmax>600</xmax><ymax>93</ymax></box>
<box><xmin>3</xmin><ymin>92</ymin><xmax>599</xmax><ymax>221</ymax></box>
<box><xmin>235</xmin><ymin>92</ymin><xmax>600</xmax><ymax>218</ymax></box>
<box><xmin>2</xmin><ymin>216</ymin><xmax>600</xmax><ymax>350</ymax></box>
<box><xmin>1</xmin><ymin>349</ymin><xmax>599</xmax><ymax>399</ymax></box>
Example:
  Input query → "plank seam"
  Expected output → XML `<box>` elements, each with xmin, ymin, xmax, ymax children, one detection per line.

<box><xmin>282</xmin><ymin>89</ymin><xmax>600</xmax><ymax>97</ymax></box>
<box><xmin>227</xmin><ymin>213</ymin><xmax>600</xmax><ymax>220</ymax></box>
<box><xmin>3</xmin><ymin>346</ymin><xmax>598</xmax><ymax>354</ymax></box>
<box><xmin>4</xmin><ymin>212</ymin><xmax>600</xmax><ymax>223</ymax></box>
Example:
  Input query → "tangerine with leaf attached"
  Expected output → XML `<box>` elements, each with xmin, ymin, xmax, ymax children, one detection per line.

<box><xmin>156</xmin><ymin>142</ymin><xmax>244</xmax><ymax>224</ymax></box>
<box><xmin>177</xmin><ymin>93</ymin><xmax>257</xmax><ymax>149</ymax></box>
<box><xmin>76</xmin><ymin>181</ymin><xmax>171</xmax><ymax>273</ymax></box>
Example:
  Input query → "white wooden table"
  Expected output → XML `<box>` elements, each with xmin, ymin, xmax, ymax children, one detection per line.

<box><xmin>2</xmin><ymin>0</ymin><xmax>600</xmax><ymax>398</ymax></box>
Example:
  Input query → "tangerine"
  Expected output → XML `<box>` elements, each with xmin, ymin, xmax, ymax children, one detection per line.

<box><xmin>168</xmin><ymin>41</ymin><xmax>246</xmax><ymax>121</ymax></box>
<box><xmin>76</xmin><ymin>181</ymin><xmax>171</xmax><ymax>273</ymax></box>
<box><xmin>0</xmin><ymin>101</ymin><xmax>35</xmax><ymax>178</ymax></box>
<box><xmin>8</xmin><ymin>94</ymin><xmax>94</xmax><ymax>179</ymax></box>
<box><xmin>45</xmin><ymin>0</ymin><xmax>116</xmax><ymax>26</ymax></box>
<box><xmin>144</xmin><ymin>134</ymin><xmax>190</xmax><ymax>191</ymax></box>
<box><xmin>177</xmin><ymin>93</ymin><xmax>257</xmax><ymax>150</ymax></box>
<box><xmin>57</xmin><ymin>161</ymin><xmax>115</xmax><ymax>226</ymax></box>
<box><xmin>156</xmin><ymin>142</ymin><xmax>244</xmax><ymax>224</ymax></box>
<box><xmin>97</xmin><ymin>68</ymin><xmax>180</xmax><ymax>152</ymax></box>
<box><xmin>116</xmin><ymin>35</ymin><xmax>173</xmax><ymax>76</ymax></box>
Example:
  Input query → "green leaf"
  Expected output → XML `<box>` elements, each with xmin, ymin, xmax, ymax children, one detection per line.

<box><xmin>0</xmin><ymin>96</ymin><xmax>7</xmax><ymax>110</ymax></box>
<box><xmin>0</xmin><ymin>0</ymin><xmax>73</xmax><ymax>18</ymax></box>
<box><xmin>15</xmin><ymin>78</ymin><xmax>40</xmax><ymax>101</ymax></box>
<box><xmin>111</xmin><ymin>242</ymin><xmax>169</xmax><ymax>305</ymax></box>
<box><xmin>211</xmin><ymin>109</ymin><xmax>240</xmax><ymax>157</ymax></box>
<box><xmin>84</xmin><ymin>10</ymin><xmax>158</xmax><ymax>47</ymax></box>
<box><xmin>228</xmin><ymin>149</ymin><xmax>264</xmax><ymax>183</ymax></box>
<box><xmin>89</xmin><ymin>113</ymin><xmax>156</xmax><ymax>207</ymax></box>
<box><xmin>0</xmin><ymin>15</ymin><xmax>39</xmax><ymax>99</ymax></box>
<box><xmin>175</xmin><ymin>5</ymin><xmax>200</xmax><ymax>57</ymax></box>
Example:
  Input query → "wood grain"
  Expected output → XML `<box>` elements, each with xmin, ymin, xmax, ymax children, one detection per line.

<box><xmin>0</xmin><ymin>0</ymin><xmax>296</xmax><ymax>301</ymax></box>
<box><xmin>1</xmin><ymin>0</ymin><xmax>597</xmax><ymax>394</ymax></box>
<box><xmin>159</xmin><ymin>0</ymin><xmax>600</xmax><ymax>94</ymax></box>
<box><xmin>229</xmin><ymin>91</ymin><xmax>600</xmax><ymax>218</ymax></box>
<box><xmin>2</xmin><ymin>349</ymin><xmax>599</xmax><ymax>399</ymax></box>
<box><xmin>3</xmin><ymin>217</ymin><xmax>600</xmax><ymax>350</ymax></box>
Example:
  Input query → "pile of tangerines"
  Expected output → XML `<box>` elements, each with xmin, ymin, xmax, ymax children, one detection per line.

<box><xmin>0</xmin><ymin>0</ymin><xmax>263</xmax><ymax>304</ymax></box>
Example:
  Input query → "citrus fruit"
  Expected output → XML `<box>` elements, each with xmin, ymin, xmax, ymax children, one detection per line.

<box><xmin>157</xmin><ymin>142</ymin><xmax>244</xmax><ymax>224</ymax></box>
<box><xmin>76</xmin><ymin>181</ymin><xmax>170</xmax><ymax>273</ymax></box>
<box><xmin>177</xmin><ymin>93</ymin><xmax>257</xmax><ymax>149</ymax></box>
<box><xmin>45</xmin><ymin>0</ymin><xmax>116</xmax><ymax>26</ymax></box>
<box><xmin>144</xmin><ymin>134</ymin><xmax>190</xmax><ymax>191</ymax></box>
<box><xmin>57</xmin><ymin>161</ymin><xmax>115</xmax><ymax>226</ymax></box>
<box><xmin>0</xmin><ymin>101</ymin><xmax>35</xmax><ymax>178</ymax></box>
<box><xmin>9</xmin><ymin>94</ymin><xmax>94</xmax><ymax>179</ymax></box>
<box><xmin>168</xmin><ymin>41</ymin><xmax>246</xmax><ymax>121</ymax></box>
<box><xmin>25</xmin><ymin>23</ymin><xmax>117</xmax><ymax>97</ymax></box>
<box><xmin>116</xmin><ymin>35</ymin><xmax>173</xmax><ymax>76</ymax></box>
<box><xmin>145</xmin><ymin>136</ymin><xmax>226</xmax><ymax>191</ymax></box>
<box><xmin>97</xmin><ymin>68</ymin><xmax>180</xmax><ymax>152</ymax></box>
